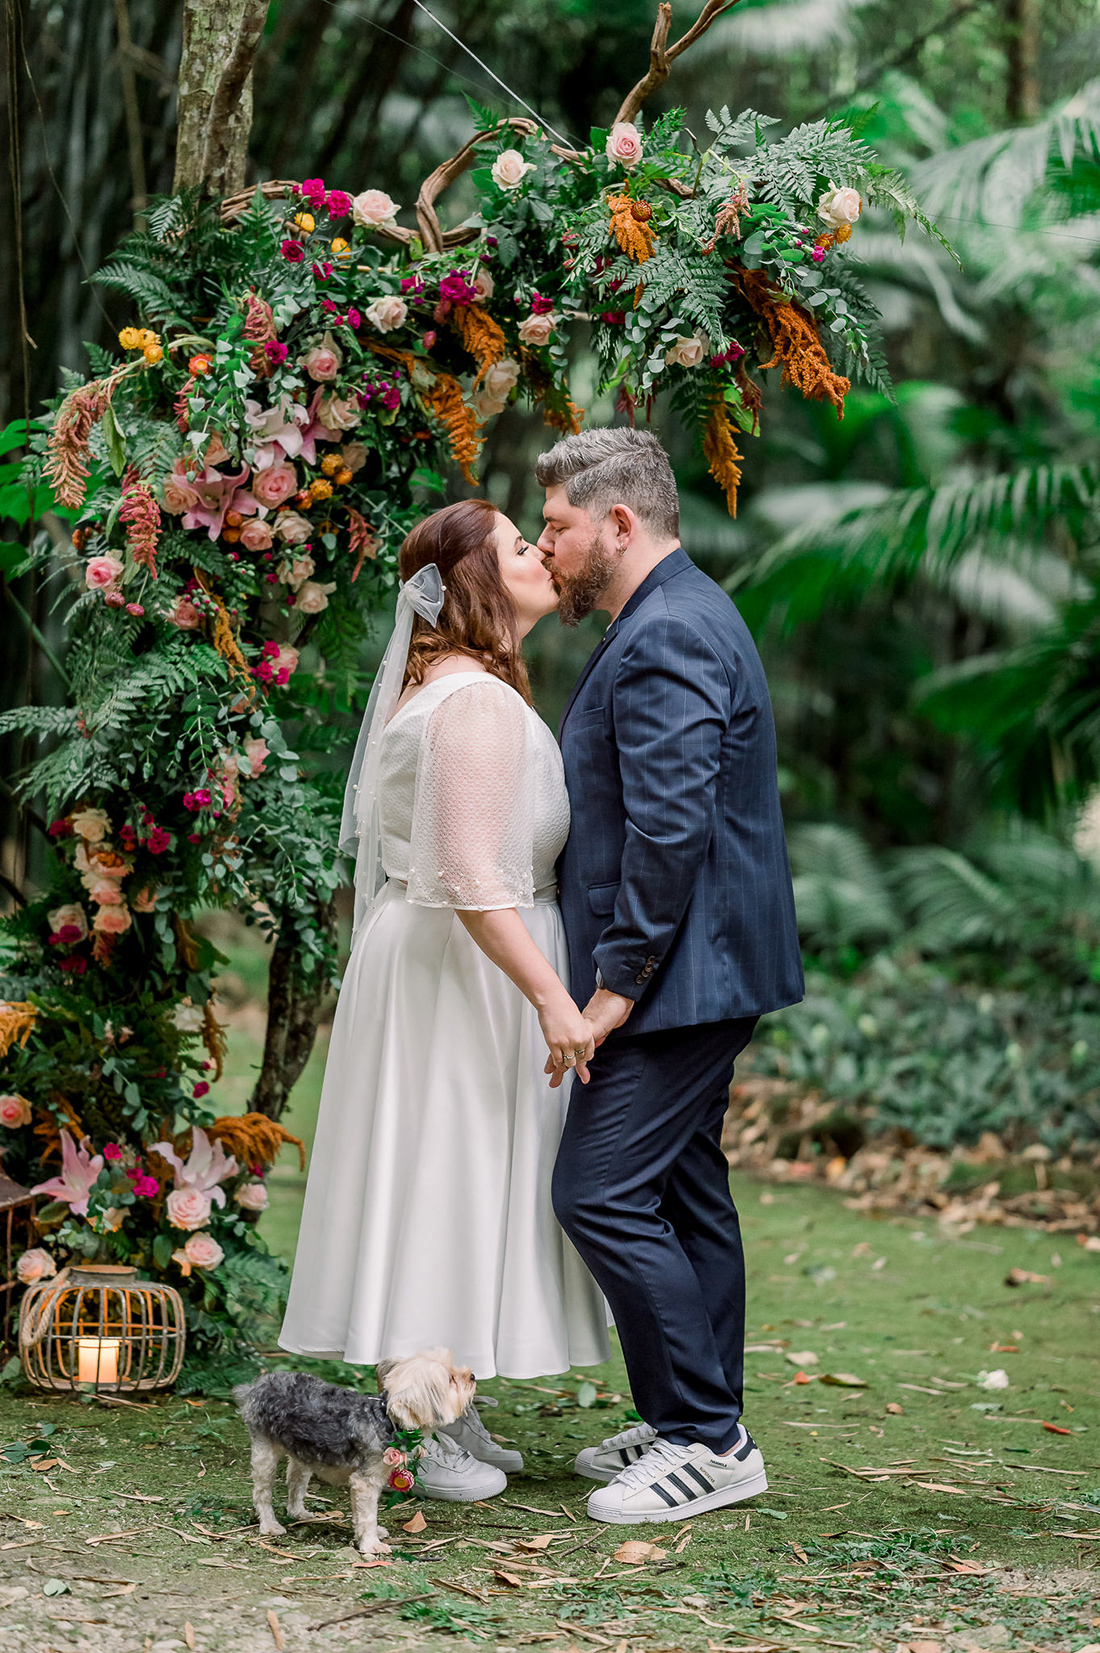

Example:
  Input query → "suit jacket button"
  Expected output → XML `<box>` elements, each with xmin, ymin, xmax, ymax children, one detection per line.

<box><xmin>635</xmin><ymin>973</ymin><xmax>645</xmax><ymax>985</ymax></box>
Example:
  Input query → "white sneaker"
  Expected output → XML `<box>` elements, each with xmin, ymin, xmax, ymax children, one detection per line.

<box><xmin>586</xmin><ymin>1428</ymin><xmax>767</xmax><ymax>1525</ymax></box>
<box><xmin>438</xmin><ymin>1399</ymin><xmax>524</xmax><ymax>1473</ymax></box>
<box><xmin>574</xmin><ymin>1421</ymin><xmax>658</xmax><ymax>1482</ymax></box>
<box><xmin>414</xmin><ymin>1432</ymin><xmax>508</xmax><ymax>1502</ymax></box>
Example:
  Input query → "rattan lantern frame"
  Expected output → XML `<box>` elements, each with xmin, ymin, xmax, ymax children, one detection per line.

<box><xmin>19</xmin><ymin>1263</ymin><xmax>185</xmax><ymax>1393</ymax></box>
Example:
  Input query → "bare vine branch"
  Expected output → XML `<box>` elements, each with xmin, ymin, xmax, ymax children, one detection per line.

<box><xmin>614</xmin><ymin>0</ymin><xmax>746</xmax><ymax>127</ymax></box>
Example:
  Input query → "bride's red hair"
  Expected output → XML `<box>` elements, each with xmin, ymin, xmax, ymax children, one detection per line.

<box><xmin>399</xmin><ymin>500</ymin><xmax>533</xmax><ymax>705</ymax></box>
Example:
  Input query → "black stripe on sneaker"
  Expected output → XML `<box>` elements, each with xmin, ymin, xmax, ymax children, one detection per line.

<box><xmin>734</xmin><ymin>1432</ymin><xmax>756</xmax><ymax>1462</ymax></box>
<box><xmin>664</xmin><ymin>1472</ymin><xmax>699</xmax><ymax>1502</ymax></box>
<box><xmin>619</xmin><ymin>1448</ymin><xmax>632</xmax><ymax>1466</ymax></box>
<box><xmin>650</xmin><ymin>1479</ymin><xmax>680</xmax><ymax>1508</ymax></box>
<box><xmin>683</xmin><ymin>1463</ymin><xmax>716</xmax><ymax>1494</ymax></box>
<box><xmin>631</xmin><ymin>1444</ymin><xmax>646</xmax><ymax>1458</ymax></box>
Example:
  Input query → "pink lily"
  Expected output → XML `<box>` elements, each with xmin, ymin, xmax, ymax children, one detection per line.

<box><xmin>150</xmin><ymin>1126</ymin><xmax>237</xmax><ymax>1208</ymax></box>
<box><xmin>245</xmin><ymin>397</ymin><xmax>316</xmax><ymax>470</ymax></box>
<box><xmin>182</xmin><ymin>463</ymin><xmax>253</xmax><ymax>541</ymax></box>
<box><xmin>31</xmin><ymin>1131</ymin><xmax>104</xmax><ymax>1217</ymax></box>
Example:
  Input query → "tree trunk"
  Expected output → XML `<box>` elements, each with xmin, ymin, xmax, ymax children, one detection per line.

<box><xmin>173</xmin><ymin>0</ymin><xmax>269</xmax><ymax>195</ymax></box>
<box><xmin>1005</xmin><ymin>0</ymin><xmax>1040</xmax><ymax>123</ymax></box>
<box><xmin>250</xmin><ymin>897</ymin><xmax>337</xmax><ymax>1119</ymax></box>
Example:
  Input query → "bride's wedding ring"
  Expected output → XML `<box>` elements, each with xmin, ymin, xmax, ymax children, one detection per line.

<box><xmin>573</xmin><ymin>1047</ymin><xmax>587</xmax><ymax>1057</ymax></box>
<box><xmin>563</xmin><ymin>1053</ymin><xmax>577</xmax><ymax>1066</ymax></box>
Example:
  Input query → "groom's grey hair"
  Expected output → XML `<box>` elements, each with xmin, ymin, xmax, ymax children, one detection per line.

<box><xmin>535</xmin><ymin>427</ymin><xmax>679</xmax><ymax>539</ymax></box>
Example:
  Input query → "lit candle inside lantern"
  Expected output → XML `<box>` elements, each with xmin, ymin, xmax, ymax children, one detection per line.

<box><xmin>76</xmin><ymin>1337</ymin><xmax>121</xmax><ymax>1385</ymax></box>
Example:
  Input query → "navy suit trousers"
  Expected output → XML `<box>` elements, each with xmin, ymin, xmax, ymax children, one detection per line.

<box><xmin>552</xmin><ymin>1017</ymin><xmax>757</xmax><ymax>1453</ymax></box>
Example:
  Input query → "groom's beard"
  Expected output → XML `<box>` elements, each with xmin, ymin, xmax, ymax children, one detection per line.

<box><xmin>554</xmin><ymin>534</ymin><xmax>618</xmax><ymax>627</ymax></box>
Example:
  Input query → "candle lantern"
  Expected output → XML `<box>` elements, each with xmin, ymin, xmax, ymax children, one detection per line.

<box><xmin>0</xmin><ymin>1166</ymin><xmax>35</xmax><ymax>1358</ymax></box>
<box><xmin>18</xmin><ymin>1264</ymin><xmax>185</xmax><ymax>1393</ymax></box>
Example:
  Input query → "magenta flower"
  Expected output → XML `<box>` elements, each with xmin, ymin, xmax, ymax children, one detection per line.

<box><xmin>301</xmin><ymin>176</ymin><xmax>326</xmax><ymax>203</ymax></box>
<box><xmin>347</xmin><ymin>307</ymin><xmax>361</xmax><ymax>329</ymax></box>
<box><xmin>132</xmin><ymin>1174</ymin><xmax>159</xmax><ymax>1198</ymax></box>
<box><xmin>103</xmin><ymin>1142</ymin><xmax>123</xmax><ymax>1160</ymax></box>
<box><xmin>811</xmin><ymin>246</ymin><xmax>826</xmax><ymax>263</ymax></box>
<box><xmin>439</xmin><ymin>271</ymin><xmax>478</xmax><ymax>306</ymax></box>
<box><xmin>31</xmin><ymin>1131</ymin><xmax>104</xmax><ymax>1217</ymax></box>
<box><xmin>531</xmin><ymin>292</ymin><xmax>554</xmax><ymax>315</ymax></box>
<box><xmin>193</xmin><ymin>1081</ymin><xmax>209</xmax><ymax>1099</ymax></box>
<box><xmin>264</xmin><ymin>341</ymin><xmax>289</xmax><ymax>365</ymax></box>
<box><xmin>312</xmin><ymin>261</ymin><xmax>333</xmax><ymax>281</ymax></box>
<box><xmin>281</xmin><ymin>239</ymin><xmax>305</xmax><ymax>263</ymax></box>
<box><xmin>48</xmin><ymin>818</ymin><xmax>73</xmax><ymax>838</ymax></box>
<box><xmin>146</xmin><ymin>826</ymin><xmax>171</xmax><ymax>854</ymax></box>
<box><xmin>326</xmin><ymin>189</ymin><xmax>352</xmax><ymax>218</ymax></box>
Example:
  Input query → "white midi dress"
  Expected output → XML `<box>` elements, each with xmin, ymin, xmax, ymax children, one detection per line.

<box><xmin>279</xmin><ymin>672</ymin><xmax>610</xmax><ymax>1378</ymax></box>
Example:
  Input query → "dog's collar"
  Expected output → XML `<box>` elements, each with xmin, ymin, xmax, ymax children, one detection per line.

<box><xmin>376</xmin><ymin>1388</ymin><xmax>399</xmax><ymax>1443</ymax></box>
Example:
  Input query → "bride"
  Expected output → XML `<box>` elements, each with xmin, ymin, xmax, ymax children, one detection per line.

<box><xmin>279</xmin><ymin>498</ymin><xmax>610</xmax><ymax>1501</ymax></box>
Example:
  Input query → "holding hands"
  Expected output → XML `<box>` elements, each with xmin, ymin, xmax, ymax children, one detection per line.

<box><xmin>542</xmin><ymin>987</ymin><xmax>635</xmax><ymax>1088</ymax></box>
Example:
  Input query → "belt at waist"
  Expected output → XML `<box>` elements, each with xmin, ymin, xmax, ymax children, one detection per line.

<box><xmin>384</xmin><ymin>877</ymin><xmax>558</xmax><ymax>906</ymax></box>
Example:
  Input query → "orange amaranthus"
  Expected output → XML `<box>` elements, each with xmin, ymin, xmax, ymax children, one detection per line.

<box><xmin>738</xmin><ymin>269</ymin><xmax>850</xmax><ymax>416</ymax></box>
<box><xmin>449</xmin><ymin>306</ymin><xmax>508</xmax><ymax>385</ymax></box>
<box><xmin>609</xmin><ymin>194</ymin><xmax>656</xmax><ymax>263</ymax></box>
<box><xmin>702</xmin><ymin>400</ymin><xmax>743</xmax><ymax>517</ymax></box>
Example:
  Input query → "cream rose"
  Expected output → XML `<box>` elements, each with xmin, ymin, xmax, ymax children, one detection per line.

<box><xmin>251</xmin><ymin>463</ymin><xmax>298</xmax><ymax>508</ymax></box>
<box><xmin>239</xmin><ymin>518</ymin><xmax>274</xmax><ymax>552</ymax></box>
<box><xmin>162</xmin><ymin>475</ymin><xmax>199</xmax><ymax>514</ymax></box>
<box><xmin>84</xmin><ymin>557</ymin><xmax>123</xmax><ymax>592</ymax></box>
<box><xmin>273</xmin><ymin>510</ymin><xmax>313</xmax><ymax>545</ymax></box>
<box><xmin>817</xmin><ymin>186</ymin><xmax>862</xmax><ymax>229</ymax></box>
<box><xmin>518</xmin><ymin>313</ymin><xmax>555</xmax><ymax>347</ymax></box>
<box><xmin>491</xmin><ymin>148</ymin><xmax>535</xmax><ymax>191</ymax></box>
<box><xmin>664</xmin><ymin>334</ymin><xmax>707</xmax><ymax>369</ymax></box>
<box><xmin>166</xmin><ymin>1187</ymin><xmax>213</xmax><ymax>1231</ymax></box>
<box><xmin>474</xmin><ymin>267</ymin><xmax>495</xmax><ymax>301</ymax></box>
<box><xmin>85</xmin><ymin>878</ymin><xmax>124</xmax><ymax>906</ymax></box>
<box><xmin>92</xmin><ymin>906</ymin><xmax>131</xmax><ymax>936</ymax></box>
<box><xmin>279</xmin><ymin>554</ymin><xmax>315</xmax><ymax>591</ymax></box>
<box><xmin>606</xmin><ymin>121</ymin><xmax>643</xmax><ymax>170</ymax></box>
<box><xmin>0</xmin><ymin>1094</ymin><xmax>32</xmax><ymax>1129</ymax></box>
<box><xmin>71</xmin><ymin>807</ymin><xmax>111</xmax><ymax>842</ymax></box>
<box><xmin>48</xmin><ymin>903</ymin><xmax>88</xmax><ymax>940</ymax></box>
<box><xmin>235</xmin><ymin>1181</ymin><xmax>269</xmax><ymax>1212</ymax></box>
<box><xmin>352</xmin><ymin>188</ymin><xmax>399</xmax><ymax>228</ymax></box>
<box><xmin>471</xmin><ymin>391</ymin><xmax>507</xmax><ymax>422</ymax></box>
<box><xmin>172</xmin><ymin>998</ymin><xmax>205</xmax><ymax>1032</ymax></box>
<box><xmin>183</xmin><ymin>1231</ymin><xmax>224</xmax><ymax>1269</ymax></box>
<box><xmin>364</xmin><ymin>296</ymin><xmax>408</xmax><ymax>333</ymax></box>
<box><xmin>318</xmin><ymin>393</ymin><xmax>361</xmax><ymax>432</ymax></box>
<box><xmin>340</xmin><ymin>442</ymin><xmax>368</xmax><ymax>473</ymax></box>
<box><xmin>16</xmin><ymin>1248</ymin><xmax>56</xmax><ymax>1285</ymax></box>
<box><xmin>301</xmin><ymin>331</ymin><xmax>343</xmax><ymax>383</ymax></box>
<box><xmin>482</xmin><ymin>358</ymin><xmax>521</xmax><ymax>402</ymax></box>
<box><xmin>295</xmin><ymin>580</ymin><xmax>336</xmax><ymax>615</ymax></box>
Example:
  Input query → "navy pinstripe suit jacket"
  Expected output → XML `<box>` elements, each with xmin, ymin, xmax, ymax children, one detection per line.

<box><xmin>557</xmin><ymin>547</ymin><xmax>804</xmax><ymax>1034</ymax></box>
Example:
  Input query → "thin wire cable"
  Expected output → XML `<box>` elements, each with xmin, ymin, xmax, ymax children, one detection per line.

<box><xmin>409</xmin><ymin>0</ymin><xmax>576</xmax><ymax>146</ymax></box>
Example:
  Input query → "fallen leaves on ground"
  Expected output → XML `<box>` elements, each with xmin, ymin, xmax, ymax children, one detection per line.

<box><xmin>612</xmin><ymin>1539</ymin><xmax>667</xmax><ymax>1564</ymax></box>
<box><xmin>786</xmin><ymin>1350</ymin><xmax>819</xmax><ymax>1366</ymax></box>
<box><xmin>819</xmin><ymin>1372</ymin><xmax>868</xmax><ymax>1387</ymax></box>
<box><xmin>1005</xmin><ymin>1267</ymin><xmax>1051</xmax><ymax>1287</ymax></box>
<box><xmin>401</xmin><ymin>1509</ymin><xmax>427</xmax><ymax>1534</ymax></box>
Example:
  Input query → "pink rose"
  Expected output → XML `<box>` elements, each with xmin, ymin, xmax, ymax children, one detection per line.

<box><xmin>239</xmin><ymin>518</ymin><xmax>274</xmax><ymax>551</ymax></box>
<box><xmin>0</xmin><ymin>1094</ymin><xmax>32</xmax><ymax>1129</ymax></box>
<box><xmin>92</xmin><ymin>906</ymin><xmax>131</xmax><ymax>935</ymax></box>
<box><xmin>166</xmin><ymin>1187</ymin><xmax>212</xmax><ymax>1231</ymax></box>
<box><xmin>273</xmin><ymin>645</ymin><xmax>299</xmax><ymax>677</ymax></box>
<box><xmin>183</xmin><ymin>1231</ymin><xmax>224</xmax><ymax>1269</ymax></box>
<box><xmin>474</xmin><ymin>268</ymin><xmax>495</xmax><ymax>301</ymax></box>
<box><xmin>605</xmin><ymin>121</ymin><xmax>643</xmax><ymax>170</ymax></box>
<box><xmin>279</xmin><ymin>554</ymin><xmax>315</xmax><ymax>591</ymax></box>
<box><xmin>818</xmin><ymin>187</ymin><xmax>862</xmax><ymax>229</ymax></box>
<box><xmin>352</xmin><ymin>189</ymin><xmax>399</xmax><ymax>228</ymax></box>
<box><xmin>168</xmin><ymin>596</ymin><xmax>202</xmax><ymax>629</ymax></box>
<box><xmin>301</xmin><ymin>331</ymin><xmax>343</xmax><ymax>382</ymax></box>
<box><xmin>85</xmin><ymin>878</ymin><xmax>124</xmax><ymax>906</ymax></box>
<box><xmin>518</xmin><ymin>313</ymin><xmax>555</xmax><ymax>347</ymax></box>
<box><xmin>318</xmin><ymin>393</ymin><xmax>361</xmax><ymax>432</ymax></box>
<box><xmin>273</xmin><ymin>510</ymin><xmax>313</xmax><ymax>545</ymax></box>
<box><xmin>471</xmin><ymin>390</ymin><xmax>508</xmax><ymax>422</ymax></box>
<box><xmin>664</xmin><ymin>334</ymin><xmax>706</xmax><ymax>369</ymax></box>
<box><xmin>491</xmin><ymin>148</ymin><xmax>535</xmax><ymax>191</ymax></box>
<box><xmin>16</xmin><ymin>1247</ymin><xmax>55</xmax><ymax>1285</ymax></box>
<box><xmin>235</xmin><ymin>1181</ymin><xmax>268</xmax><ymax>1211</ymax></box>
<box><xmin>48</xmin><ymin>903</ymin><xmax>88</xmax><ymax>940</ymax></box>
<box><xmin>295</xmin><ymin>580</ymin><xmax>336</xmax><ymax>615</ymax></box>
<box><xmin>251</xmin><ymin>464</ymin><xmax>298</xmax><ymax>508</ymax></box>
<box><xmin>131</xmin><ymin>885</ymin><xmax>158</xmax><ymax>912</ymax></box>
<box><xmin>84</xmin><ymin>556</ymin><xmax>124</xmax><ymax>592</ymax></box>
<box><xmin>364</xmin><ymin>296</ymin><xmax>408</xmax><ymax>333</ymax></box>
<box><xmin>243</xmin><ymin>736</ymin><xmax>269</xmax><ymax>777</ymax></box>
<box><xmin>382</xmin><ymin>1447</ymin><xmax>405</xmax><ymax>1468</ymax></box>
<box><xmin>162</xmin><ymin>472</ymin><xmax>199</xmax><ymax>514</ymax></box>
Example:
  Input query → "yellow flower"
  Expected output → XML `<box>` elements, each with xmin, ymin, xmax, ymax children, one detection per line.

<box><xmin>137</xmin><ymin>328</ymin><xmax>160</xmax><ymax>348</ymax></box>
<box><xmin>293</xmin><ymin>212</ymin><xmax>315</xmax><ymax>234</ymax></box>
<box><xmin>331</xmin><ymin>237</ymin><xmax>351</xmax><ymax>260</ymax></box>
<box><xmin>335</xmin><ymin>466</ymin><xmax>353</xmax><ymax>486</ymax></box>
<box><xmin>143</xmin><ymin>343</ymin><xmax>163</xmax><ymax>365</ymax></box>
<box><xmin>320</xmin><ymin>453</ymin><xmax>341</xmax><ymax>476</ymax></box>
<box><xmin>834</xmin><ymin>222</ymin><xmax>853</xmax><ymax>244</ymax></box>
<box><xmin>309</xmin><ymin>478</ymin><xmax>334</xmax><ymax>501</ymax></box>
<box><xmin>118</xmin><ymin>327</ymin><xmax>142</xmax><ymax>351</ymax></box>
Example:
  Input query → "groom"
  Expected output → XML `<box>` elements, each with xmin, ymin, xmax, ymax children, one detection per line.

<box><xmin>536</xmin><ymin>427</ymin><xmax>804</xmax><ymax>1525</ymax></box>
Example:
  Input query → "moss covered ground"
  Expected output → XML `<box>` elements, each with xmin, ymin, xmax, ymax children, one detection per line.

<box><xmin>0</xmin><ymin>993</ymin><xmax>1096</xmax><ymax>1651</ymax></box>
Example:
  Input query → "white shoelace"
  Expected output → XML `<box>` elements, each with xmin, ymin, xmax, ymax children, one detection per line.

<box><xmin>459</xmin><ymin>1403</ymin><xmax>495</xmax><ymax>1445</ymax></box>
<box><xmin>423</xmin><ymin>1431</ymin><xmax>475</xmax><ymax>1467</ymax></box>
<box><xmin>602</xmin><ymin>1421</ymin><xmax>657</xmax><ymax>1450</ymax></box>
<box><xmin>614</xmin><ymin>1437</ymin><xmax>691</xmax><ymax>1490</ymax></box>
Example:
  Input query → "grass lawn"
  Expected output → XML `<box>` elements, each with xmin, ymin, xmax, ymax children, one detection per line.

<box><xmin>0</xmin><ymin>1006</ymin><xmax>1096</xmax><ymax>1651</ymax></box>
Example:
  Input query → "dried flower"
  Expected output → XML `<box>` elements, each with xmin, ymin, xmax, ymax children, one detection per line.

<box><xmin>120</xmin><ymin>481</ymin><xmax>161</xmax><ymax>577</ymax></box>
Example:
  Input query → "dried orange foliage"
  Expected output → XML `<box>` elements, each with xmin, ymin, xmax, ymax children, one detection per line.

<box><xmin>173</xmin><ymin>915</ymin><xmax>200</xmax><ymax>970</ymax></box>
<box><xmin>702</xmin><ymin>401</ymin><xmax>743</xmax><ymax>517</ymax></box>
<box><xmin>425</xmin><ymin>371</ymin><xmax>482</xmax><ymax>483</ymax></box>
<box><xmin>450</xmin><ymin>306</ymin><xmax>508</xmax><ymax>385</ymax></box>
<box><xmin>34</xmin><ymin>1094</ymin><xmax>85</xmax><ymax>1167</ymax></box>
<box><xmin>202</xmin><ymin>1001</ymin><xmax>228</xmax><ymax>1082</ymax></box>
<box><xmin>739</xmin><ymin>270</ymin><xmax>849</xmax><ymax>416</ymax></box>
<box><xmin>609</xmin><ymin>194</ymin><xmax>656</xmax><ymax>263</ymax></box>
<box><xmin>46</xmin><ymin>384</ymin><xmax>108</xmax><ymax>509</ymax></box>
<box><xmin>0</xmin><ymin>1001</ymin><xmax>37</xmax><ymax>1060</ymax></box>
<box><xmin>208</xmin><ymin>1112</ymin><xmax>307</xmax><ymax>1172</ymax></box>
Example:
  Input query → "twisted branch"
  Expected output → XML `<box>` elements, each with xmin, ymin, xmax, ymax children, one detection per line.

<box><xmin>614</xmin><ymin>0</ymin><xmax>745</xmax><ymax>127</ymax></box>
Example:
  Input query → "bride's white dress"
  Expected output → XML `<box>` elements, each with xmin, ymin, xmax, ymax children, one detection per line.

<box><xmin>279</xmin><ymin>671</ymin><xmax>610</xmax><ymax>1378</ymax></box>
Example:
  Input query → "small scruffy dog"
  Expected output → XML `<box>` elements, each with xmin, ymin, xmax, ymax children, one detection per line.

<box><xmin>235</xmin><ymin>1347</ymin><xmax>475</xmax><ymax>1555</ymax></box>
